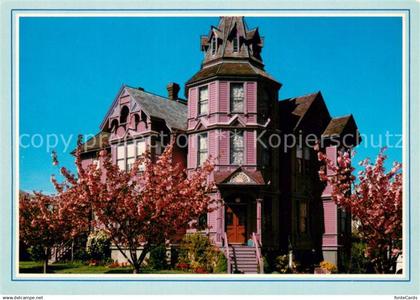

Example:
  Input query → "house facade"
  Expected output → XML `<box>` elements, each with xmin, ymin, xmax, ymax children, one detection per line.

<box><xmin>79</xmin><ymin>17</ymin><xmax>360</xmax><ymax>272</ymax></box>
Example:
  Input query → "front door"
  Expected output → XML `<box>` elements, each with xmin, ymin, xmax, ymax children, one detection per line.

<box><xmin>226</xmin><ymin>205</ymin><xmax>247</xmax><ymax>244</ymax></box>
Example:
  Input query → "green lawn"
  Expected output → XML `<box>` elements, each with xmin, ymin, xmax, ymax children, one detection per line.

<box><xmin>19</xmin><ymin>261</ymin><xmax>190</xmax><ymax>274</ymax></box>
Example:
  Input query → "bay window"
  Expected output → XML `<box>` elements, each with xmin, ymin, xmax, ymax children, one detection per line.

<box><xmin>116</xmin><ymin>144</ymin><xmax>125</xmax><ymax>171</ymax></box>
<box><xmin>197</xmin><ymin>133</ymin><xmax>208</xmax><ymax>166</ymax></box>
<box><xmin>230</xmin><ymin>83</ymin><xmax>244</xmax><ymax>113</ymax></box>
<box><xmin>126</xmin><ymin>143</ymin><xmax>135</xmax><ymax>171</ymax></box>
<box><xmin>230</xmin><ymin>130</ymin><xmax>244</xmax><ymax>165</ymax></box>
<box><xmin>116</xmin><ymin>139</ymin><xmax>147</xmax><ymax>171</ymax></box>
<box><xmin>198</xmin><ymin>86</ymin><xmax>208</xmax><ymax>115</ymax></box>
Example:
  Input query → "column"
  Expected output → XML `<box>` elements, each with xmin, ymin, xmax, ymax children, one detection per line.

<box><xmin>256</xmin><ymin>198</ymin><xmax>263</xmax><ymax>243</ymax></box>
<box><xmin>216</xmin><ymin>197</ymin><xmax>224</xmax><ymax>246</ymax></box>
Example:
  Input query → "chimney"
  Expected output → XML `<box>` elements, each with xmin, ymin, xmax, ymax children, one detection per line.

<box><xmin>166</xmin><ymin>82</ymin><xmax>180</xmax><ymax>100</ymax></box>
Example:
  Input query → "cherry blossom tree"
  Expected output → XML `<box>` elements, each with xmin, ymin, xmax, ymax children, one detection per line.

<box><xmin>19</xmin><ymin>191</ymin><xmax>78</xmax><ymax>273</ymax></box>
<box><xmin>52</xmin><ymin>138</ymin><xmax>214</xmax><ymax>273</ymax></box>
<box><xmin>316</xmin><ymin>147</ymin><xmax>402</xmax><ymax>273</ymax></box>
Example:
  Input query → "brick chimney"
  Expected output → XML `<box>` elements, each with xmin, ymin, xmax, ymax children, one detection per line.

<box><xmin>166</xmin><ymin>82</ymin><xmax>180</xmax><ymax>100</ymax></box>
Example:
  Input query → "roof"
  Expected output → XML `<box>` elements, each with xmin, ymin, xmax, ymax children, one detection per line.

<box><xmin>186</xmin><ymin>62</ymin><xmax>280</xmax><ymax>86</ymax></box>
<box><xmin>125</xmin><ymin>87</ymin><xmax>188</xmax><ymax>131</ymax></box>
<box><xmin>74</xmin><ymin>131</ymin><xmax>110</xmax><ymax>155</ymax></box>
<box><xmin>278</xmin><ymin>92</ymin><xmax>321</xmax><ymax>130</ymax></box>
<box><xmin>322</xmin><ymin>115</ymin><xmax>353</xmax><ymax>137</ymax></box>
<box><xmin>200</xmin><ymin>17</ymin><xmax>264</xmax><ymax>67</ymax></box>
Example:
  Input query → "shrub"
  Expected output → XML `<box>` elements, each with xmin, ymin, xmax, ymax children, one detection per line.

<box><xmin>214</xmin><ymin>252</ymin><xmax>227</xmax><ymax>273</ymax></box>
<box><xmin>175</xmin><ymin>262</ymin><xmax>190</xmax><ymax>271</ymax></box>
<box><xmin>86</xmin><ymin>230</ymin><xmax>111</xmax><ymax>261</ymax></box>
<box><xmin>276</xmin><ymin>254</ymin><xmax>293</xmax><ymax>273</ymax></box>
<box><xmin>262</xmin><ymin>249</ymin><xmax>279</xmax><ymax>273</ymax></box>
<box><xmin>178</xmin><ymin>233</ymin><xmax>221</xmax><ymax>273</ymax></box>
<box><xmin>148</xmin><ymin>244</ymin><xmax>168</xmax><ymax>270</ymax></box>
<box><xmin>28</xmin><ymin>245</ymin><xmax>47</xmax><ymax>261</ymax></box>
<box><xmin>349</xmin><ymin>241</ymin><xmax>374</xmax><ymax>273</ymax></box>
<box><xmin>73</xmin><ymin>248</ymin><xmax>89</xmax><ymax>261</ymax></box>
<box><xmin>319</xmin><ymin>261</ymin><xmax>337</xmax><ymax>273</ymax></box>
<box><xmin>193</xmin><ymin>266</ymin><xmax>208</xmax><ymax>274</ymax></box>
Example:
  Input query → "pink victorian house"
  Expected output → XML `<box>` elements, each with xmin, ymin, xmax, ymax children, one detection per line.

<box><xmin>77</xmin><ymin>17</ymin><xmax>360</xmax><ymax>273</ymax></box>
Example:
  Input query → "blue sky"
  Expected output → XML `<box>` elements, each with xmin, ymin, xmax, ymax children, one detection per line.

<box><xmin>19</xmin><ymin>17</ymin><xmax>402</xmax><ymax>193</ymax></box>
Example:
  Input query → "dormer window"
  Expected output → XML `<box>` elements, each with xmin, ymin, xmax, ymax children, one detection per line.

<box><xmin>230</xmin><ymin>83</ymin><xmax>244</xmax><ymax>113</ymax></box>
<box><xmin>233</xmin><ymin>35</ymin><xmax>239</xmax><ymax>52</ymax></box>
<box><xmin>211</xmin><ymin>37</ymin><xmax>216</xmax><ymax>55</ymax></box>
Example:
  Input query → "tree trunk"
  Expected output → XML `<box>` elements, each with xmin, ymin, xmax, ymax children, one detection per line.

<box><xmin>132</xmin><ymin>263</ymin><xmax>140</xmax><ymax>274</ymax></box>
<box><xmin>43</xmin><ymin>247</ymin><xmax>49</xmax><ymax>274</ymax></box>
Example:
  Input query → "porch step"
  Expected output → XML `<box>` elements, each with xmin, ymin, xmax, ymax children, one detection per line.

<box><xmin>228</xmin><ymin>245</ymin><xmax>259</xmax><ymax>274</ymax></box>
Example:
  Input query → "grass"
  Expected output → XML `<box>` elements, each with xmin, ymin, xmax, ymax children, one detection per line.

<box><xmin>19</xmin><ymin>261</ymin><xmax>192</xmax><ymax>274</ymax></box>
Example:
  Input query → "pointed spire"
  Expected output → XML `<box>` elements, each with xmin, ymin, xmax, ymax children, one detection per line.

<box><xmin>200</xmin><ymin>16</ymin><xmax>264</xmax><ymax>69</ymax></box>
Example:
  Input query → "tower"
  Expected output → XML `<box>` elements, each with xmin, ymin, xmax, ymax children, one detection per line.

<box><xmin>185</xmin><ymin>17</ymin><xmax>282</xmax><ymax>249</ymax></box>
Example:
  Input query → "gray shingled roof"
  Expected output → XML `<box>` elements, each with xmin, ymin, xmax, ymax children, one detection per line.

<box><xmin>279</xmin><ymin>92</ymin><xmax>321</xmax><ymax>130</ymax></box>
<box><xmin>186</xmin><ymin>62</ymin><xmax>280</xmax><ymax>86</ymax></box>
<box><xmin>125</xmin><ymin>87</ymin><xmax>188</xmax><ymax>131</ymax></box>
<box><xmin>322</xmin><ymin>115</ymin><xmax>353</xmax><ymax>137</ymax></box>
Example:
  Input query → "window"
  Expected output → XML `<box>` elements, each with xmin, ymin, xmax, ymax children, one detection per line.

<box><xmin>117</xmin><ymin>144</ymin><xmax>125</xmax><ymax>170</ymax></box>
<box><xmin>298</xmin><ymin>202</ymin><xmax>308</xmax><ymax>234</ymax></box>
<box><xmin>230</xmin><ymin>83</ymin><xmax>244</xmax><ymax>113</ymax></box>
<box><xmin>116</xmin><ymin>140</ymin><xmax>147</xmax><ymax>171</ymax></box>
<box><xmin>137</xmin><ymin>140</ymin><xmax>147</xmax><ymax>171</ymax></box>
<box><xmin>198</xmin><ymin>213</ymin><xmax>207</xmax><ymax>229</ymax></box>
<box><xmin>211</xmin><ymin>37</ymin><xmax>216</xmax><ymax>55</ymax></box>
<box><xmin>304</xmin><ymin>147</ymin><xmax>310</xmax><ymax>160</ymax></box>
<box><xmin>230</xmin><ymin>130</ymin><xmax>244</xmax><ymax>165</ymax></box>
<box><xmin>233</xmin><ymin>35</ymin><xmax>239</xmax><ymax>52</ymax></box>
<box><xmin>197</xmin><ymin>133</ymin><xmax>208</xmax><ymax>166</ymax></box>
<box><xmin>126</xmin><ymin>143</ymin><xmax>135</xmax><ymax>171</ymax></box>
<box><xmin>296</xmin><ymin>145</ymin><xmax>303</xmax><ymax>159</ymax></box>
<box><xmin>155</xmin><ymin>141</ymin><xmax>163</xmax><ymax>156</ymax></box>
<box><xmin>296</xmin><ymin>145</ymin><xmax>303</xmax><ymax>174</ymax></box>
<box><xmin>137</xmin><ymin>140</ymin><xmax>146</xmax><ymax>156</ymax></box>
<box><xmin>198</xmin><ymin>86</ymin><xmax>208</xmax><ymax>115</ymax></box>
<box><xmin>120</xmin><ymin>106</ymin><xmax>129</xmax><ymax>124</ymax></box>
<box><xmin>92</xmin><ymin>159</ymin><xmax>100</xmax><ymax>170</ymax></box>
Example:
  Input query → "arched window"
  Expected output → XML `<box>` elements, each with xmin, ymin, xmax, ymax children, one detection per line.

<box><xmin>120</xmin><ymin>106</ymin><xmax>129</xmax><ymax>124</ymax></box>
<box><xmin>140</xmin><ymin>110</ymin><xmax>147</xmax><ymax>122</ymax></box>
<box><xmin>133</xmin><ymin>114</ymin><xmax>140</xmax><ymax>128</ymax></box>
<box><xmin>110</xmin><ymin>119</ymin><xmax>119</xmax><ymax>132</ymax></box>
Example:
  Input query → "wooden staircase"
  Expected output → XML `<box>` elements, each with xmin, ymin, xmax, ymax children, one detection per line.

<box><xmin>49</xmin><ymin>240</ymin><xmax>73</xmax><ymax>264</ymax></box>
<box><xmin>228</xmin><ymin>245</ymin><xmax>259</xmax><ymax>274</ymax></box>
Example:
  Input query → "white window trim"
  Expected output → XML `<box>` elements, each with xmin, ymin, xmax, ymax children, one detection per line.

<box><xmin>229</xmin><ymin>130</ymin><xmax>244</xmax><ymax>165</ymax></box>
<box><xmin>116</xmin><ymin>138</ymin><xmax>148</xmax><ymax>171</ymax></box>
<box><xmin>197</xmin><ymin>133</ymin><xmax>208</xmax><ymax>167</ymax></box>
<box><xmin>198</xmin><ymin>85</ymin><xmax>209</xmax><ymax>116</ymax></box>
<box><xmin>229</xmin><ymin>82</ymin><xmax>245</xmax><ymax>114</ymax></box>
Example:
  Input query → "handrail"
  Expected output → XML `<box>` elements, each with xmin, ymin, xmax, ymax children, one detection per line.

<box><xmin>252</xmin><ymin>232</ymin><xmax>264</xmax><ymax>274</ymax></box>
<box><xmin>52</xmin><ymin>239</ymin><xmax>73</xmax><ymax>262</ymax></box>
<box><xmin>222</xmin><ymin>232</ymin><xmax>232</xmax><ymax>274</ymax></box>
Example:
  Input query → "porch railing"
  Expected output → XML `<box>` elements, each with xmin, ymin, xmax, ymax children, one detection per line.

<box><xmin>252</xmin><ymin>232</ymin><xmax>264</xmax><ymax>274</ymax></box>
<box><xmin>222</xmin><ymin>232</ymin><xmax>232</xmax><ymax>274</ymax></box>
<box><xmin>50</xmin><ymin>239</ymin><xmax>74</xmax><ymax>263</ymax></box>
